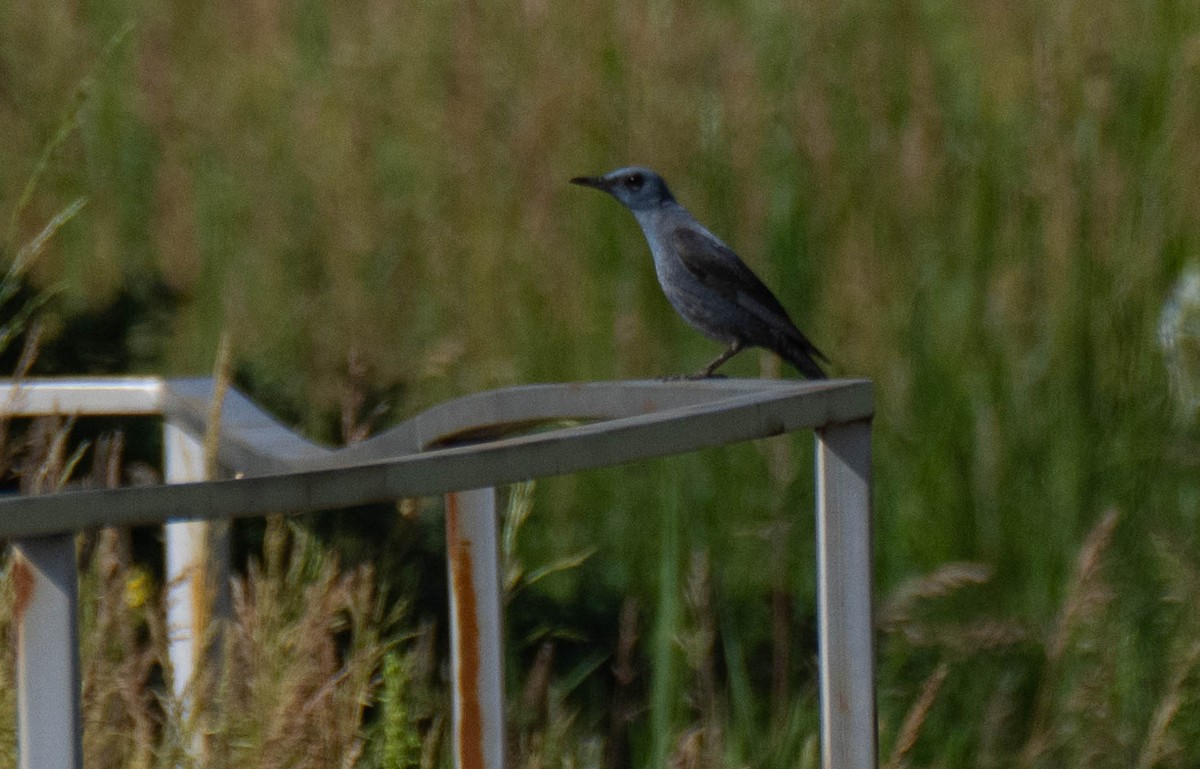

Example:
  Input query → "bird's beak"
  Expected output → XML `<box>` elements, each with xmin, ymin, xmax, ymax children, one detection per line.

<box><xmin>570</xmin><ymin>175</ymin><xmax>609</xmax><ymax>191</ymax></box>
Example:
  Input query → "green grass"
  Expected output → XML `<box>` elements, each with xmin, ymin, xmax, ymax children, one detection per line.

<box><xmin>5</xmin><ymin>0</ymin><xmax>1200</xmax><ymax>764</ymax></box>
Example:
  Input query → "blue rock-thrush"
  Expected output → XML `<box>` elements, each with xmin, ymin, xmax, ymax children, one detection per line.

<box><xmin>571</xmin><ymin>166</ymin><xmax>828</xmax><ymax>379</ymax></box>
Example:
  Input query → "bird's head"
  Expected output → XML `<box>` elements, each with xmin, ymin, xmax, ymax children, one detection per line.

<box><xmin>570</xmin><ymin>166</ymin><xmax>676</xmax><ymax>211</ymax></box>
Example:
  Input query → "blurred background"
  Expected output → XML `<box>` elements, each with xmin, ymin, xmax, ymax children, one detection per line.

<box><xmin>4</xmin><ymin>0</ymin><xmax>1200</xmax><ymax>766</ymax></box>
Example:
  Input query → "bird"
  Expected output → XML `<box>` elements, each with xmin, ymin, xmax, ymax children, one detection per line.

<box><xmin>570</xmin><ymin>166</ymin><xmax>828</xmax><ymax>379</ymax></box>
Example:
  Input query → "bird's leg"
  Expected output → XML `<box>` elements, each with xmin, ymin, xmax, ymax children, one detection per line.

<box><xmin>694</xmin><ymin>340</ymin><xmax>745</xmax><ymax>378</ymax></box>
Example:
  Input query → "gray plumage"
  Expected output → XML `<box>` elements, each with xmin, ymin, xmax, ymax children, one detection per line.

<box><xmin>571</xmin><ymin>166</ymin><xmax>828</xmax><ymax>379</ymax></box>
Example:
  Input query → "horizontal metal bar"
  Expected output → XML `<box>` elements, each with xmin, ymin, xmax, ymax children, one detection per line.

<box><xmin>0</xmin><ymin>377</ymin><xmax>163</xmax><ymax>416</ymax></box>
<box><xmin>0</xmin><ymin>378</ymin><xmax>872</xmax><ymax>476</ymax></box>
<box><xmin>335</xmin><ymin>377</ymin><xmax>840</xmax><ymax>458</ymax></box>
<box><xmin>161</xmin><ymin>378</ymin><xmax>329</xmax><ymax>473</ymax></box>
<box><xmin>0</xmin><ymin>380</ymin><xmax>872</xmax><ymax>538</ymax></box>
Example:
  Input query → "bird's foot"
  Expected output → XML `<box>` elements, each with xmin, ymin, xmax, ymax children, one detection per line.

<box><xmin>658</xmin><ymin>371</ymin><xmax>728</xmax><ymax>381</ymax></box>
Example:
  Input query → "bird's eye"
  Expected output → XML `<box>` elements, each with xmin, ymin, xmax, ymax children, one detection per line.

<box><xmin>624</xmin><ymin>174</ymin><xmax>644</xmax><ymax>190</ymax></box>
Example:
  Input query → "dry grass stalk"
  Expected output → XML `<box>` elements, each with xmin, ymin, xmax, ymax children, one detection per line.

<box><xmin>879</xmin><ymin>561</ymin><xmax>1027</xmax><ymax>659</ymax></box>
<box><xmin>80</xmin><ymin>527</ymin><xmax>162</xmax><ymax>769</ymax></box>
<box><xmin>669</xmin><ymin>726</ymin><xmax>705</xmax><ymax>769</ymax></box>
<box><xmin>673</xmin><ymin>550</ymin><xmax>722</xmax><ymax>769</ymax></box>
<box><xmin>339</xmin><ymin>347</ymin><xmax>389</xmax><ymax>445</ymax></box>
<box><xmin>204</xmin><ymin>331</ymin><xmax>233</xmax><ymax>480</ymax></box>
<box><xmin>514</xmin><ymin>638</ymin><xmax>557</xmax><ymax>768</ymax></box>
<box><xmin>1135</xmin><ymin>639</ymin><xmax>1200</xmax><ymax>769</ymax></box>
<box><xmin>1134</xmin><ymin>536</ymin><xmax>1200</xmax><ymax>769</ymax></box>
<box><xmin>18</xmin><ymin>414</ymin><xmax>85</xmax><ymax>495</ymax></box>
<box><xmin>0</xmin><ymin>325</ymin><xmax>42</xmax><ymax>473</ymax></box>
<box><xmin>606</xmin><ymin>597</ymin><xmax>641</xmax><ymax>769</ymax></box>
<box><xmin>889</xmin><ymin>618</ymin><xmax>1029</xmax><ymax>653</ymax></box>
<box><xmin>200</xmin><ymin>517</ymin><xmax>389</xmax><ymax>769</ymax></box>
<box><xmin>1020</xmin><ymin>507</ymin><xmax>1121</xmax><ymax>769</ymax></box>
<box><xmin>1045</xmin><ymin>508</ymin><xmax>1120</xmax><ymax>664</ymax></box>
<box><xmin>73</xmin><ymin>435</ymin><xmax>167</xmax><ymax>769</ymax></box>
<box><xmin>877</xmin><ymin>562</ymin><xmax>994</xmax><ymax>630</ymax></box>
<box><xmin>883</xmin><ymin>661</ymin><xmax>950</xmax><ymax>769</ymax></box>
<box><xmin>978</xmin><ymin>675</ymin><xmax>1021</xmax><ymax>769</ymax></box>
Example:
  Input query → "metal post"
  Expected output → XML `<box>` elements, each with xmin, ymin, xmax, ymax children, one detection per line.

<box><xmin>164</xmin><ymin>421</ymin><xmax>204</xmax><ymax>703</ymax></box>
<box><xmin>815</xmin><ymin>418</ymin><xmax>877</xmax><ymax>769</ymax></box>
<box><xmin>444</xmin><ymin>488</ymin><xmax>506</xmax><ymax>769</ymax></box>
<box><xmin>163</xmin><ymin>421</ymin><xmax>229</xmax><ymax>726</ymax></box>
<box><xmin>12</xmin><ymin>534</ymin><xmax>82</xmax><ymax>769</ymax></box>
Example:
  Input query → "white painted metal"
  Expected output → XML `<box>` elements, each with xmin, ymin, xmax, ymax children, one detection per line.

<box><xmin>12</xmin><ymin>535</ymin><xmax>82</xmax><ymax>769</ymax></box>
<box><xmin>0</xmin><ymin>377</ymin><xmax>161</xmax><ymax>415</ymax></box>
<box><xmin>816</xmin><ymin>419</ymin><xmax>877</xmax><ymax>769</ymax></box>
<box><xmin>444</xmin><ymin>488</ymin><xmax>506</xmax><ymax>769</ymax></box>
<box><xmin>163</xmin><ymin>421</ymin><xmax>209</xmax><ymax>715</ymax></box>
<box><xmin>0</xmin><ymin>376</ymin><xmax>877</xmax><ymax>769</ymax></box>
<box><xmin>162</xmin><ymin>378</ymin><xmax>327</xmax><ymax>473</ymax></box>
<box><xmin>0</xmin><ymin>381</ymin><xmax>873</xmax><ymax>536</ymax></box>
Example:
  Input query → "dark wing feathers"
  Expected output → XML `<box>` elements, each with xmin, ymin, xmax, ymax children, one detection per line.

<box><xmin>672</xmin><ymin>228</ymin><xmax>790</xmax><ymax>319</ymax></box>
<box><xmin>671</xmin><ymin>227</ymin><xmax>829</xmax><ymax>364</ymax></box>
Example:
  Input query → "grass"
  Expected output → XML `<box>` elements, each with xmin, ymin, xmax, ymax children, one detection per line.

<box><xmin>5</xmin><ymin>0</ymin><xmax>1200</xmax><ymax>764</ymax></box>
<box><xmin>4</xmin><ymin>408</ymin><xmax>1200</xmax><ymax>767</ymax></box>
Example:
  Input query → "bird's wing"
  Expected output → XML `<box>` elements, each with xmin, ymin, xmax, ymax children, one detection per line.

<box><xmin>672</xmin><ymin>226</ymin><xmax>794</xmax><ymax>320</ymax></box>
<box><xmin>672</xmin><ymin>226</ymin><xmax>829</xmax><ymax>364</ymax></box>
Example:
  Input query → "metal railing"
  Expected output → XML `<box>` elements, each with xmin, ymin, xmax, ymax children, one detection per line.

<box><xmin>0</xmin><ymin>376</ymin><xmax>877</xmax><ymax>769</ymax></box>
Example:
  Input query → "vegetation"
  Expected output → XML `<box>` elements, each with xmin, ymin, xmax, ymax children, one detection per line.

<box><xmin>4</xmin><ymin>0</ymin><xmax>1200</xmax><ymax>765</ymax></box>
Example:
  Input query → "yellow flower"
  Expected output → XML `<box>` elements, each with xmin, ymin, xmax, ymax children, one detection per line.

<box><xmin>124</xmin><ymin>568</ymin><xmax>152</xmax><ymax>610</ymax></box>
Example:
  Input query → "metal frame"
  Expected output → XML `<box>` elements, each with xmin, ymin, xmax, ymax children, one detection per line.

<box><xmin>0</xmin><ymin>376</ymin><xmax>876</xmax><ymax>769</ymax></box>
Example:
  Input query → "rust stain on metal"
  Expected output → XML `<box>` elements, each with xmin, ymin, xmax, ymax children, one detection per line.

<box><xmin>12</xmin><ymin>554</ymin><xmax>34</xmax><ymax>624</ymax></box>
<box><xmin>445</xmin><ymin>492</ymin><xmax>485</xmax><ymax>769</ymax></box>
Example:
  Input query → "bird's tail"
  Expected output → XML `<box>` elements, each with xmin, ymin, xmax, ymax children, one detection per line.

<box><xmin>777</xmin><ymin>332</ymin><xmax>829</xmax><ymax>380</ymax></box>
